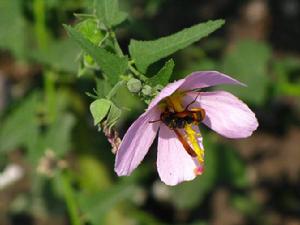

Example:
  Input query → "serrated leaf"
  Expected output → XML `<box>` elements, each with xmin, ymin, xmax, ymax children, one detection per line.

<box><xmin>90</xmin><ymin>99</ymin><xmax>111</xmax><ymax>125</ymax></box>
<box><xmin>129</xmin><ymin>19</ymin><xmax>225</xmax><ymax>73</ymax></box>
<box><xmin>95</xmin><ymin>0</ymin><xmax>127</xmax><ymax>27</ymax></box>
<box><xmin>65</xmin><ymin>25</ymin><xmax>128</xmax><ymax>84</ymax></box>
<box><xmin>148</xmin><ymin>59</ymin><xmax>174</xmax><ymax>86</ymax></box>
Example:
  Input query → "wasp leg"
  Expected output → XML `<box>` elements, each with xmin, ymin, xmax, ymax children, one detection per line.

<box><xmin>148</xmin><ymin>119</ymin><xmax>161</xmax><ymax>123</ymax></box>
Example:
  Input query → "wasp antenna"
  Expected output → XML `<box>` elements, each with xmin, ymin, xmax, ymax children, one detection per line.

<box><xmin>185</xmin><ymin>92</ymin><xmax>201</xmax><ymax>110</ymax></box>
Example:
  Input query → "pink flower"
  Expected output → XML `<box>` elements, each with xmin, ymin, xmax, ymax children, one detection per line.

<box><xmin>115</xmin><ymin>71</ymin><xmax>258</xmax><ymax>186</ymax></box>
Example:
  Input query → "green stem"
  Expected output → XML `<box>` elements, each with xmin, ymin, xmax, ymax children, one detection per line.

<box><xmin>128</xmin><ymin>62</ymin><xmax>148</xmax><ymax>82</ymax></box>
<box><xmin>98</xmin><ymin>32</ymin><xmax>109</xmax><ymax>47</ymax></box>
<box><xmin>33</xmin><ymin>0</ymin><xmax>48</xmax><ymax>49</ymax></box>
<box><xmin>109</xmin><ymin>31</ymin><xmax>124</xmax><ymax>57</ymax></box>
<box><xmin>44</xmin><ymin>70</ymin><xmax>57</xmax><ymax>123</ymax></box>
<box><xmin>60</xmin><ymin>172</ymin><xmax>82</xmax><ymax>225</ymax></box>
<box><xmin>106</xmin><ymin>80</ymin><xmax>125</xmax><ymax>100</ymax></box>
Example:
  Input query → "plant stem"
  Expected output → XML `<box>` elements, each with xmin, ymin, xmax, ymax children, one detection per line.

<box><xmin>33</xmin><ymin>0</ymin><xmax>48</xmax><ymax>49</ymax></box>
<box><xmin>44</xmin><ymin>70</ymin><xmax>57</xmax><ymax>123</ymax></box>
<box><xmin>128</xmin><ymin>62</ymin><xmax>148</xmax><ymax>82</ymax></box>
<box><xmin>107</xmin><ymin>80</ymin><xmax>125</xmax><ymax>100</ymax></box>
<box><xmin>109</xmin><ymin>31</ymin><xmax>124</xmax><ymax>57</ymax></box>
<box><xmin>98</xmin><ymin>32</ymin><xmax>109</xmax><ymax>47</ymax></box>
<box><xmin>60</xmin><ymin>172</ymin><xmax>82</xmax><ymax>225</ymax></box>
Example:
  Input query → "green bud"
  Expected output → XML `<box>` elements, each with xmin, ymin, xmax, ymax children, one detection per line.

<box><xmin>76</xmin><ymin>19</ymin><xmax>104</xmax><ymax>45</ymax></box>
<box><xmin>155</xmin><ymin>84</ymin><xmax>164</xmax><ymax>91</ymax></box>
<box><xmin>142</xmin><ymin>85</ymin><xmax>152</xmax><ymax>96</ymax></box>
<box><xmin>127</xmin><ymin>78</ymin><xmax>142</xmax><ymax>93</ymax></box>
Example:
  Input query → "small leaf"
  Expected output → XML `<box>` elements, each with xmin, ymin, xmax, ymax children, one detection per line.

<box><xmin>76</xmin><ymin>18</ymin><xmax>104</xmax><ymax>44</ymax></box>
<box><xmin>148</xmin><ymin>59</ymin><xmax>174</xmax><ymax>86</ymax></box>
<box><xmin>94</xmin><ymin>0</ymin><xmax>127</xmax><ymax>27</ymax></box>
<box><xmin>64</xmin><ymin>25</ymin><xmax>128</xmax><ymax>84</ymax></box>
<box><xmin>90</xmin><ymin>99</ymin><xmax>111</xmax><ymax>125</ymax></box>
<box><xmin>129</xmin><ymin>19</ymin><xmax>225</xmax><ymax>73</ymax></box>
<box><xmin>106</xmin><ymin>102</ymin><xmax>121</xmax><ymax>129</ymax></box>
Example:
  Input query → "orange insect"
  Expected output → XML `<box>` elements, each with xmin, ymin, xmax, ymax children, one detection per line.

<box><xmin>150</xmin><ymin>94</ymin><xmax>205</xmax><ymax>157</ymax></box>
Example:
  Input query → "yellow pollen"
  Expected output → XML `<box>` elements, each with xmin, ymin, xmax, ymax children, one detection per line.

<box><xmin>184</xmin><ymin>124</ymin><xmax>204</xmax><ymax>163</ymax></box>
<box><xmin>166</xmin><ymin>92</ymin><xmax>184</xmax><ymax>112</ymax></box>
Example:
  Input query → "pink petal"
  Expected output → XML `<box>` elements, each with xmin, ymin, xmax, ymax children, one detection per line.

<box><xmin>180</xmin><ymin>71</ymin><xmax>245</xmax><ymax>91</ymax></box>
<box><xmin>115</xmin><ymin>107</ymin><xmax>161</xmax><ymax>176</ymax></box>
<box><xmin>189</xmin><ymin>91</ymin><xmax>258</xmax><ymax>138</ymax></box>
<box><xmin>148</xmin><ymin>71</ymin><xmax>244</xmax><ymax>111</ymax></box>
<box><xmin>148</xmin><ymin>79</ymin><xmax>185</xmax><ymax>110</ymax></box>
<box><xmin>157</xmin><ymin>124</ymin><xmax>202</xmax><ymax>186</ymax></box>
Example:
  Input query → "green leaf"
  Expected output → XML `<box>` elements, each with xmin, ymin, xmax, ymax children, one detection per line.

<box><xmin>0</xmin><ymin>0</ymin><xmax>25</xmax><ymax>58</ymax></box>
<box><xmin>76</xmin><ymin>18</ymin><xmax>104</xmax><ymax>44</ymax></box>
<box><xmin>78</xmin><ymin>182</ymin><xmax>135</xmax><ymax>225</ymax></box>
<box><xmin>30</xmin><ymin>39</ymin><xmax>80</xmax><ymax>73</ymax></box>
<box><xmin>222</xmin><ymin>40</ymin><xmax>271</xmax><ymax>105</ymax></box>
<box><xmin>0</xmin><ymin>93</ymin><xmax>39</xmax><ymax>153</ymax></box>
<box><xmin>90</xmin><ymin>99</ymin><xmax>111</xmax><ymax>125</ymax></box>
<box><xmin>129</xmin><ymin>19</ymin><xmax>225</xmax><ymax>73</ymax></box>
<box><xmin>94</xmin><ymin>0</ymin><xmax>127</xmax><ymax>27</ymax></box>
<box><xmin>44</xmin><ymin>113</ymin><xmax>76</xmax><ymax>156</ymax></box>
<box><xmin>95</xmin><ymin>78</ymin><xmax>112</xmax><ymax>98</ymax></box>
<box><xmin>273</xmin><ymin>57</ymin><xmax>300</xmax><ymax>96</ymax></box>
<box><xmin>231</xmin><ymin>194</ymin><xmax>260</xmax><ymax>216</ymax></box>
<box><xmin>106</xmin><ymin>102</ymin><xmax>121</xmax><ymax>129</ymax></box>
<box><xmin>25</xmin><ymin>112</ymin><xmax>76</xmax><ymax>164</ymax></box>
<box><xmin>64</xmin><ymin>25</ymin><xmax>128</xmax><ymax>84</ymax></box>
<box><xmin>77</xmin><ymin>155</ymin><xmax>111</xmax><ymax>192</ymax></box>
<box><xmin>217</xmin><ymin>145</ymin><xmax>248</xmax><ymax>188</ymax></box>
<box><xmin>148</xmin><ymin>59</ymin><xmax>175</xmax><ymax>86</ymax></box>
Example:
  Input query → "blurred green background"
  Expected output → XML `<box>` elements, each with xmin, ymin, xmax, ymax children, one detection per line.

<box><xmin>0</xmin><ymin>0</ymin><xmax>300</xmax><ymax>225</ymax></box>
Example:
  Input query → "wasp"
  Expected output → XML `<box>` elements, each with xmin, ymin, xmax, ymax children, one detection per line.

<box><xmin>150</xmin><ymin>94</ymin><xmax>205</xmax><ymax>157</ymax></box>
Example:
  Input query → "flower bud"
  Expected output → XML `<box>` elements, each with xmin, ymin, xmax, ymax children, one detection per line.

<box><xmin>127</xmin><ymin>78</ymin><xmax>142</xmax><ymax>93</ymax></box>
<box><xmin>142</xmin><ymin>85</ymin><xmax>152</xmax><ymax>96</ymax></box>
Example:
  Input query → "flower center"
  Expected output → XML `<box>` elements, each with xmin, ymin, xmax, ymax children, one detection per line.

<box><xmin>165</xmin><ymin>92</ymin><xmax>205</xmax><ymax>175</ymax></box>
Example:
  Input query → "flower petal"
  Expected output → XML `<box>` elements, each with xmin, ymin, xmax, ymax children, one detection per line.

<box><xmin>189</xmin><ymin>91</ymin><xmax>258</xmax><ymax>138</ymax></box>
<box><xmin>180</xmin><ymin>71</ymin><xmax>245</xmax><ymax>91</ymax></box>
<box><xmin>157</xmin><ymin>124</ymin><xmax>201</xmax><ymax>186</ymax></box>
<box><xmin>115</xmin><ymin>107</ymin><xmax>160</xmax><ymax>176</ymax></box>
<box><xmin>148</xmin><ymin>79</ymin><xmax>185</xmax><ymax>110</ymax></box>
